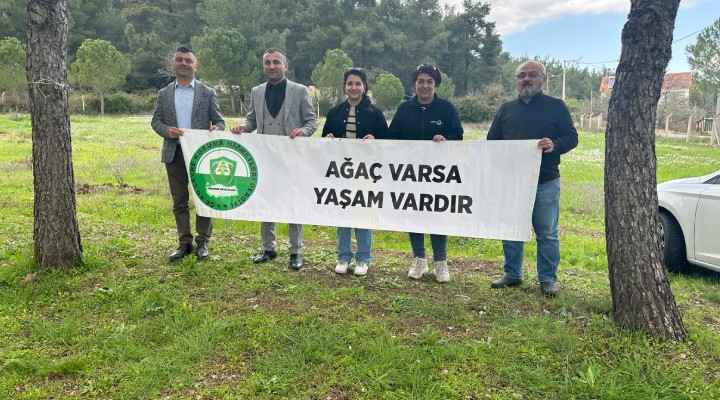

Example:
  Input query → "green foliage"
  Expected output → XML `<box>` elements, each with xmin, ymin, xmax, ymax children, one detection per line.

<box><xmin>453</xmin><ymin>96</ymin><xmax>495</xmax><ymax>122</ymax></box>
<box><xmin>686</xmin><ymin>17</ymin><xmax>720</xmax><ymax>108</ymax></box>
<box><xmin>444</xmin><ymin>0</ymin><xmax>502</xmax><ymax>95</ymax></box>
<box><xmin>1</xmin><ymin>116</ymin><xmax>720</xmax><ymax>398</ymax></box>
<box><xmin>372</xmin><ymin>73</ymin><xmax>404</xmax><ymax>112</ymax></box>
<box><xmin>0</xmin><ymin>36</ymin><xmax>27</xmax><ymax>110</ymax></box>
<box><xmin>68</xmin><ymin>91</ymin><xmax>155</xmax><ymax>114</ymax></box>
<box><xmin>565</xmin><ymin>98</ymin><xmax>584</xmax><ymax>117</ymax></box>
<box><xmin>70</xmin><ymin>39</ymin><xmax>130</xmax><ymax>114</ymax></box>
<box><xmin>311</xmin><ymin>49</ymin><xmax>353</xmax><ymax>106</ymax></box>
<box><xmin>0</xmin><ymin>2</ymin><xmax>25</xmax><ymax>41</ymax></box>
<box><xmin>191</xmin><ymin>27</ymin><xmax>261</xmax><ymax>114</ymax></box>
<box><xmin>3</xmin><ymin>0</ymin><xmax>616</xmax><ymax>110</ymax></box>
<box><xmin>121</xmin><ymin>0</ymin><xmax>203</xmax><ymax>89</ymax></box>
<box><xmin>68</xmin><ymin>0</ymin><xmax>127</xmax><ymax>62</ymax></box>
<box><xmin>310</xmin><ymin>89</ymin><xmax>335</xmax><ymax>118</ymax></box>
<box><xmin>436</xmin><ymin>74</ymin><xmax>456</xmax><ymax>99</ymax></box>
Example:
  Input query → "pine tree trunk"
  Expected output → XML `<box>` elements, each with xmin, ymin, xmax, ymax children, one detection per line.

<box><xmin>228</xmin><ymin>87</ymin><xmax>236</xmax><ymax>114</ymax></box>
<box><xmin>27</xmin><ymin>0</ymin><xmax>82</xmax><ymax>269</ymax></box>
<box><xmin>605</xmin><ymin>0</ymin><xmax>686</xmax><ymax>340</ymax></box>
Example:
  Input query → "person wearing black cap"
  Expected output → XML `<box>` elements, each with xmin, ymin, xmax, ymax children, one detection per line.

<box><xmin>385</xmin><ymin>63</ymin><xmax>464</xmax><ymax>282</ymax></box>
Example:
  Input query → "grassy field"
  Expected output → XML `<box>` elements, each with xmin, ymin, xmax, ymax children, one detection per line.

<box><xmin>1</xmin><ymin>114</ymin><xmax>720</xmax><ymax>399</ymax></box>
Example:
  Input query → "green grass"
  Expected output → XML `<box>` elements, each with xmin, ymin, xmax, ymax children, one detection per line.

<box><xmin>1</xmin><ymin>114</ymin><xmax>720</xmax><ymax>399</ymax></box>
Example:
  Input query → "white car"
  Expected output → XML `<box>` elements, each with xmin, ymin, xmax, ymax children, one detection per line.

<box><xmin>657</xmin><ymin>169</ymin><xmax>720</xmax><ymax>273</ymax></box>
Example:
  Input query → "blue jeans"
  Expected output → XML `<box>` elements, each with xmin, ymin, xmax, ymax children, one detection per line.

<box><xmin>501</xmin><ymin>178</ymin><xmax>560</xmax><ymax>282</ymax></box>
<box><xmin>409</xmin><ymin>233</ymin><xmax>447</xmax><ymax>261</ymax></box>
<box><xmin>337</xmin><ymin>227</ymin><xmax>372</xmax><ymax>264</ymax></box>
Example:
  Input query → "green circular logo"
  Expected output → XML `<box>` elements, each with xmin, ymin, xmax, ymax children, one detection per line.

<box><xmin>188</xmin><ymin>139</ymin><xmax>258</xmax><ymax>210</ymax></box>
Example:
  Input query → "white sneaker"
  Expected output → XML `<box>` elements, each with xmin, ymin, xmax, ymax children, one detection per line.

<box><xmin>335</xmin><ymin>260</ymin><xmax>349</xmax><ymax>274</ymax></box>
<box><xmin>408</xmin><ymin>257</ymin><xmax>428</xmax><ymax>279</ymax></box>
<box><xmin>434</xmin><ymin>260</ymin><xmax>450</xmax><ymax>283</ymax></box>
<box><xmin>354</xmin><ymin>261</ymin><xmax>369</xmax><ymax>276</ymax></box>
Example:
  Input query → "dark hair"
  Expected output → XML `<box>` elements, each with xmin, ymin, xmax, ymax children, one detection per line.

<box><xmin>175</xmin><ymin>46</ymin><xmax>194</xmax><ymax>55</ymax></box>
<box><xmin>263</xmin><ymin>48</ymin><xmax>287</xmax><ymax>61</ymax></box>
<box><xmin>412</xmin><ymin>63</ymin><xmax>442</xmax><ymax>87</ymax></box>
<box><xmin>343</xmin><ymin>67</ymin><xmax>377</xmax><ymax>114</ymax></box>
<box><xmin>344</xmin><ymin>68</ymin><xmax>369</xmax><ymax>94</ymax></box>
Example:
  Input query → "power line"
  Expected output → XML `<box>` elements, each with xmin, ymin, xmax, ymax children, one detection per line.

<box><xmin>673</xmin><ymin>24</ymin><xmax>712</xmax><ymax>44</ymax></box>
<box><xmin>575</xmin><ymin>22</ymin><xmax>714</xmax><ymax>67</ymax></box>
<box><xmin>579</xmin><ymin>59</ymin><xmax>618</xmax><ymax>66</ymax></box>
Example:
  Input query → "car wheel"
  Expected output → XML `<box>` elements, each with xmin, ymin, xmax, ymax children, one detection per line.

<box><xmin>659</xmin><ymin>211</ymin><xmax>687</xmax><ymax>272</ymax></box>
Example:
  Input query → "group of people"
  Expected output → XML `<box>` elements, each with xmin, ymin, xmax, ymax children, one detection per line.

<box><xmin>151</xmin><ymin>46</ymin><xmax>577</xmax><ymax>297</ymax></box>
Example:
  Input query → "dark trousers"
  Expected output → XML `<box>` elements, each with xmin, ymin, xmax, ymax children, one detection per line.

<box><xmin>165</xmin><ymin>145</ymin><xmax>212</xmax><ymax>244</ymax></box>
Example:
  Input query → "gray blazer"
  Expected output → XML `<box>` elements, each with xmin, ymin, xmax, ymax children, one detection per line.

<box><xmin>151</xmin><ymin>80</ymin><xmax>226</xmax><ymax>163</ymax></box>
<box><xmin>241</xmin><ymin>79</ymin><xmax>318</xmax><ymax>136</ymax></box>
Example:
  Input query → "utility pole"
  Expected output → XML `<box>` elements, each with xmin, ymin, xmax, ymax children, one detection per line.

<box><xmin>562</xmin><ymin>57</ymin><xmax>582</xmax><ymax>101</ymax></box>
<box><xmin>545</xmin><ymin>74</ymin><xmax>553</xmax><ymax>95</ymax></box>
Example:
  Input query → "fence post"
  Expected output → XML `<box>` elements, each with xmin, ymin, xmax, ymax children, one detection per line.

<box><xmin>713</xmin><ymin>94</ymin><xmax>720</xmax><ymax>146</ymax></box>
<box><xmin>597</xmin><ymin>113</ymin><xmax>604</xmax><ymax>129</ymax></box>
<box><xmin>686</xmin><ymin>112</ymin><xmax>696</xmax><ymax>143</ymax></box>
<box><xmin>664</xmin><ymin>113</ymin><xmax>672</xmax><ymax>133</ymax></box>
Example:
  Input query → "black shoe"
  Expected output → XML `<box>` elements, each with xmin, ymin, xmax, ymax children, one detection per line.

<box><xmin>490</xmin><ymin>275</ymin><xmax>522</xmax><ymax>289</ymax></box>
<box><xmin>195</xmin><ymin>242</ymin><xmax>209</xmax><ymax>260</ymax></box>
<box><xmin>253</xmin><ymin>250</ymin><xmax>277</xmax><ymax>263</ymax></box>
<box><xmin>170</xmin><ymin>243</ymin><xmax>193</xmax><ymax>261</ymax></box>
<box><xmin>289</xmin><ymin>254</ymin><xmax>303</xmax><ymax>270</ymax></box>
<box><xmin>540</xmin><ymin>281</ymin><xmax>559</xmax><ymax>297</ymax></box>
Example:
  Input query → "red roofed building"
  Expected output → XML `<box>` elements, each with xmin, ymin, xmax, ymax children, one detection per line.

<box><xmin>599</xmin><ymin>72</ymin><xmax>692</xmax><ymax>100</ymax></box>
<box><xmin>599</xmin><ymin>76</ymin><xmax>615</xmax><ymax>95</ymax></box>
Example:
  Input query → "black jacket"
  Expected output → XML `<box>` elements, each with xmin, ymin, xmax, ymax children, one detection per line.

<box><xmin>385</xmin><ymin>94</ymin><xmax>463</xmax><ymax>141</ymax></box>
<box><xmin>487</xmin><ymin>91</ymin><xmax>578</xmax><ymax>183</ymax></box>
<box><xmin>322</xmin><ymin>98</ymin><xmax>388</xmax><ymax>139</ymax></box>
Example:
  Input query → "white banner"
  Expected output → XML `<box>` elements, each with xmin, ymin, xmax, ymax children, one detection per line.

<box><xmin>179</xmin><ymin>129</ymin><xmax>541</xmax><ymax>240</ymax></box>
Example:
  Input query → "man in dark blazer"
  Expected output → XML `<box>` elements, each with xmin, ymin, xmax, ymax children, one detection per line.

<box><xmin>231</xmin><ymin>48</ymin><xmax>317</xmax><ymax>270</ymax></box>
<box><xmin>151</xmin><ymin>46</ymin><xmax>225</xmax><ymax>261</ymax></box>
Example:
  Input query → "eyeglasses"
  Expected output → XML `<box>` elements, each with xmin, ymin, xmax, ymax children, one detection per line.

<box><xmin>515</xmin><ymin>72</ymin><xmax>543</xmax><ymax>79</ymax></box>
<box><xmin>346</xmin><ymin>67</ymin><xmax>366</xmax><ymax>72</ymax></box>
<box><xmin>416</xmin><ymin>64</ymin><xmax>437</xmax><ymax>71</ymax></box>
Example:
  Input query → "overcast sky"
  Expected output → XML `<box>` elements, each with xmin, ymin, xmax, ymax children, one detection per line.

<box><xmin>440</xmin><ymin>0</ymin><xmax>718</xmax><ymax>72</ymax></box>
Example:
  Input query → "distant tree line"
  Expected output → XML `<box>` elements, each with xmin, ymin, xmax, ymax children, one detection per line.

<box><xmin>6</xmin><ymin>0</ymin><xmax>712</xmax><ymax>119</ymax></box>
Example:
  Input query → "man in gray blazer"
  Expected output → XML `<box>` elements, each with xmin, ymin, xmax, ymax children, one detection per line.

<box><xmin>151</xmin><ymin>46</ymin><xmax>225</xmax><ymax>261</ymax></box>
<box><xmin>231</xmin><ymin>48</ymin><xmax>317</xmax><ymax>270</ymax></box>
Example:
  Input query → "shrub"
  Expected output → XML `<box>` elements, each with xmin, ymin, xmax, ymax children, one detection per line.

<box><xmin>311</xmin><ymin>88</ymin><xmax>335</xmax><ymax>118</ymax></box>
<box><xmin>68</xmin><ymin>91</ymin><xmax>156</xmax><ymax>114</ymax></box>
<box><xmin>218</xmin><ymin>96</ymin><xmax>234</xmax><ymax>116</ymax></box>
<box><xmin>453</xmin><ymin>96</ymin><xmax>496</xmax><ymax>123</ymax></box>
<box><xmin>103</xmin><ymin>92</ymin><xmax>136</xmax><ymax>114</ymax></box>
<box><xmin>372</xmin><ymin>73</ymin><xmax>404</xmax><ymax>112</ymax></box>
<box><xmin>436</xmin><ymin>75</ymin><xmax>455</xmax><ymax>99</ymax></box>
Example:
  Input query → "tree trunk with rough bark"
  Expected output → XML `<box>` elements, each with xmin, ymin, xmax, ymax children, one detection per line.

<box><xmin>605</xmin><ymin>0</ymin><xmax>686</xmax><ymax>340</ymax></box>
<box><xmin>27</xmin><ymin>0</ymin><xmax>82</xmax><ymax>268</ymax></box>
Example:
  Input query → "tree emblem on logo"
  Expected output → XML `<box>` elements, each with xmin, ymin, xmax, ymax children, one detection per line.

<box><xmin>209</xmin><ymin>156</ymin><xmax>237</xmax><ymax>186</ymax></box>
<box><xmin>189</xmin><ymin>140</ymin><xmax>258</xmax><ymax>211</ymax></box>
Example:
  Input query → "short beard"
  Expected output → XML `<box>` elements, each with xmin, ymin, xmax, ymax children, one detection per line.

<box><xmin>518</xmin><ymin>85</ymin><xmax>541</xmax><ymax>98</ymax></box>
